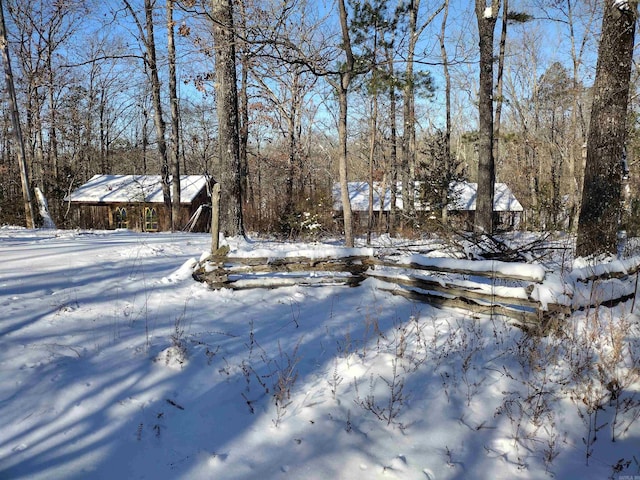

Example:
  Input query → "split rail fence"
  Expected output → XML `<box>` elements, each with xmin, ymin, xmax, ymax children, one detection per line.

<box><xmin>193</xmin><ymin>251</ymin><xmax>640</xmax><ymax>328</ymax></box>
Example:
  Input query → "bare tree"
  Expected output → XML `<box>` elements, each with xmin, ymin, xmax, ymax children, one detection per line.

<box><xmin>576</xmin><ymin>0</ymin><xmax>637</xmax><ymax>257</ymax></box>
<box><xmin>123</xmin><ymin>0</ymin><xmax>172</xmax><ymax>229</ymax></box>
<box><xmin>564</xmin><ymin>0</ymin><xmax>599</xmax><ymax>230</ymax></box>
<box><xmin>439</xmin><ymin>0</ymin><xmax>451</xmax><ymax>222</ymax></box>
<box><xmin>333</xmin><ymin>0</ymin><xmax>356</xmax><ymax>247</ymax></box>
<box><xmin>210</xmin><ymin>0</ymin><xmax>244</xmax><ymax>237</ymax></box>
<box><xmin>400</xmin><ymin>0</ymin><xmax>444</xmax><ymax>225</ymax></box>
<box><xmin>0</xmin><ymin>0</ymin><xmax>34</xmax><ymax>228</ymax></box>
<box><xmin>167</xmin><ymin>0</ymin><xmax>181</xmax><ymax>229</ymax></box>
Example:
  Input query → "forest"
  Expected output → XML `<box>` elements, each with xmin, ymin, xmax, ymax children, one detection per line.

<box><xmin>2</xmin><ymin>3</ymin><xmax>640</xmax><ymax>477</ymax></box>
<box><xmin>0</xmin><ymin>0</ymin><xmax>638</xmax><ymax>255</ymax></box>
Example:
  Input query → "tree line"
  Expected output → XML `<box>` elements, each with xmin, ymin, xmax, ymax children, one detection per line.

<box><xmin>0</xmin><ymin>0</ymin><xmax>637</xmax><ymax>256</ymax></box>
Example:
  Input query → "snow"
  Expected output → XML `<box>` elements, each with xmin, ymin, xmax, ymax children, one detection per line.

<box><xmin>65</xmin><ymin>175</ymin><xmax>209</xmax><ymax>204</ymax></box>
<box><xmin>1</xmin><ymin>228</ymin><xmax>639</xmax><ymax>480</ymax></box>
<box><xmin>333</xmin><ymin>181</ymin><xmax>523</xmax><ymax>213</ymax></box>
<box><xmin>614</xmin><ymin>0</ymin><xmax>631</xmax><ymax>11</ymax></box>
<box><xmin>396</xmin><ymin>253</ymin><xmax>545</xmax><ymax>282</ymax></box>
<box><xmin>34</xmin><ymin>187</ymin><xmax>56</xmax><ymax>229</ymax></box>
<box><xmin>448</xmin><ymin>181</ymin><xmax>524</xmax><ymax>212</ymax></box>
<box><xmin>332</xmin><ymin>182</ymin><xmax>395</xmax><ymax>212</ymax></box>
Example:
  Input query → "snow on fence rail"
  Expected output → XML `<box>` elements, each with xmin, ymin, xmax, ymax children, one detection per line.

<box><xmin>192</xmin><ymin>250</ymin><xmax>640</xmax><ymax>328</ymax></box>
<box><xmin>192</xmin><ymin>248</ymin><xmax>374</xmax><ymax>290</ymax></box>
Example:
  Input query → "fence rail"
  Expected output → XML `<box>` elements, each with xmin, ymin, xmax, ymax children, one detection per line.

<box><xmin>193</xmin><ymin>252</ymin><xmax>640</xmax><ymax>329</ymax></box>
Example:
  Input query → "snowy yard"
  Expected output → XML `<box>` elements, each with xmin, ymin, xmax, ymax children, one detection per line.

<box><xmin>0</xmin><ymin>228</ymin><xmax>638</xmax><ymax>479</ymax></box>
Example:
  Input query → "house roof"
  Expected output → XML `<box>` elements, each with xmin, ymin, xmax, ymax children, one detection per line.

<box><xmin>65</xmin><ymin>175</ymin><xmax>209</xmax><ymax>205</ymax></box>
<box><xmin>448</xmin><ymin>182</ymin><xmax>523</xmax><ymax>212</ymax></box>
<box><xmin>332</xmin><ymin>182</ymin><xmax>396</xmax><ymax>212</ymax></box>
<box><xmin>333</xmin><ymin>181</ymin><xmax>523</xmax><ymax>212</ymax></box>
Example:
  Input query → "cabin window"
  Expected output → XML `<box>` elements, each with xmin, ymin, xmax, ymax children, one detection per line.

<box><xmin>114</xmin><ymin>207</ymin><xmax>128</xmax><ymax>229</ymax></box>
<box><xmin>144</xmin><ymin>207</ymin><xmax>159</xmax><ymax>232</ymax></box>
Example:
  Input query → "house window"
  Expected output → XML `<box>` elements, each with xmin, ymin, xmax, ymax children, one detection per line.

<box><xmin>144</xmin><ymin>207</ymin><xmax>159</xmax><ymax>231</ymax></box>
<box><xmin>115</xmin><ymin>207</ymin><xmax>128</xmax><ymax>229</ymax></box>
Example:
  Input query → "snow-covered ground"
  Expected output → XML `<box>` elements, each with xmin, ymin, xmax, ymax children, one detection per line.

<box><xmin>0</xmin><ymin>228</ymin><xmax>638</xmax><ymax>479</ymax></box>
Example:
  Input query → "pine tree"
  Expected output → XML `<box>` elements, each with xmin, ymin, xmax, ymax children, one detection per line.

<box><xmin>474</xmin><ymin>0</ymin><xmax>500</xmax><ymax>234</ymax></box>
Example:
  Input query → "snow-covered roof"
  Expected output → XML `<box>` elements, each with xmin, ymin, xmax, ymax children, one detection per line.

<box><xmin>448</xmin><ymin>181</ymin><xmax>523</xmax><ymax>212</ymax></box>
<box><xmin>333</xmin><ymin>181</ymin><xmax>523</xmax><ymax>212</ymax></box>
<box><xmin>65</xmin><ymin>175</ymin><xmax>209</xmax><ymax>205</ymax></box>
<box><xmin>332</xmin><ymin>182</ymin><xmax>397</xmax><ymax>212</ymax></box>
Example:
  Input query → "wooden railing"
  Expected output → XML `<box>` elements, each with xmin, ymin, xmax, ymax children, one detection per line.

<box><xmin>193</xmin><ymin>251</ymin><xmax>640</xmax><ymax>328</ymax></box>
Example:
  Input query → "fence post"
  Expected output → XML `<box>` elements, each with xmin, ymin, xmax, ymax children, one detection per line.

<box><xmin>210</xmin><ymin>181</ymin><xmax>221</xmax><ymax>253</ymax></box>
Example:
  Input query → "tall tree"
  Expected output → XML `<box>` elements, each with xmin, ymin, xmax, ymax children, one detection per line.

<box><xmin>385</xmin><ymin>19</ymin><xmax>399</xmax><ymax>233</ymax></box>
<box><xmin>0</xmin><ymin>0</ymin><xmax>34</xmax><ymax>228</ymax></box>
<box><xmin>565</xmin><ymin>0</ymin><xmax>598</xmax><ymax>231</ymax></box>
<box><xmin>210</xmin><ymin>0</ymin><xmax>244</xmax><ymax>237</ymax></box>
<box><xmin>333</xmin><ymin>0</ymin><xmax>357</xmax><ymax>247</ymax></box>
<box><xmin>492</xmin><ymin>0</ymin><xmax>508</xmax><ymax>165</ymax></box>
<box><xmin>576</xmin><ymin>0</ymin><xmax>637</xmax><ymax>257</ymax></box>
<box><xmin>439</xmin><ymin>0</ymin><xmax>451</xmax><ymax>223</ymax></box>
<box><xmin>143</xmin><ymin>0</ymin><xmax>172</xmax><ymax>228</ymax></box>
<box><xmin>474</xmin><ymin>0</ymin><xmax>500</xmax><ymax>234</ymax></box>
<box><xmin>400</xmin><ymin>0</ymin><xmax>444</xmax><ymax>224</ymax></box>
<box><xmin>167</xmin><ymin>0</ymin><xmax>181</xmax><ymax>230</ymax></box>
<box><xmin>123</xmin><ymin>0</ymin><xmax>172</xmax><ymax>229</ymax></box>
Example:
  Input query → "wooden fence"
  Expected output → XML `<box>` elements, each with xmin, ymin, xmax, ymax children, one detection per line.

<box><xmin>192</xmin><ymin>252</ymin><xmax>640</xmax><ymax>329</ymax></box>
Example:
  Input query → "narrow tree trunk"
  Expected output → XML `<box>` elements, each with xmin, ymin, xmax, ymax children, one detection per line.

<box><xmin>336</xmin><ymin>0</ymin><xmax>355</xmax><ymax>247</ymax></box>
<box><xmin>493</xmin><ymin>0</ymin><xmax>508</xmax><ymax>168</ymax></box>
<box><xmin>143</xmin><ymin>0</ymin><xmax>172</xmax><ymax>229</ymax></box>
<box><xmin>284</xmin><ymin>71</ymin><xmax>301</xmax><ymax>223</ymax></box>
<box><xmin>576</xmin><ymin>1</ymin><xmax>636</xmax><ymax>257</ymax></box>
<box><xmin>167</xmin><ymin>0</ymin><xmax>181</xmax><ymax>230</ymax></box>
<box><xmin>0</xmin><ymin>0</ymin><xmax>34</xmax><ymax>228</ymax></box>
<box><xmin>337</xmin><ymin>85</ymin><xmax>354</xmax><ymax>247</ymax></box>
<box><xmin>210</xmin><ymin>181</ymin><xmax>221</xmax><ymax>252</ymax></box>
<box><xmin>386</xmin><ymin>43</ymin><xmax>398</xmax><ymax>233</ymax></box>
<box><xmin>440</xmin><ymin>0</ymin><xmax>451</xmax><ymax>223</ymax></box>
<box><xmin>99</xmin><ymin>88</ymin><xmax>107</xmax><ymax>172</ymax></box>
<box><xmin>34</xmin><ymin>103</ymin><xmax>46</xmax><ymax>187</ymax></box>
<box><xmin>142</xmin><ymin>106</ymin><xmax>149</xmax><ymax>173</ymax></box>
<box><xmin>401</xmin><ymin>0</ymin><xmax>420</xmax><ymax>224</ymax></box>
<box><xmin>47</xmin><ymin>54</ymin><xmax>59</xmax><ymax>183</ymax></box>
<box><xmin>236</xmin><ymin>0</ymin><xmax>250</xmax><ymax>212</ymax></box>
<box><xmin>367</xmin><ymin>93</ymin><xmax>378</xmax><ymax>245</ymax></box>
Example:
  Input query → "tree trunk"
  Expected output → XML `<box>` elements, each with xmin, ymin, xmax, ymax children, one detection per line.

<box><xmin>440</xmin><ymin>0</ymin><xmax>451</xmax><ymax>223</ymax></box>
<box><xmin>386</xmin><ymin>42</ymin><xmax>398</xmax><ymax>234</ymax></box>
<box><xmin>474</xmin><ymin>0</ymin><xmax>500</xmax><ymax>234</ymax></box>
<box><xmin>0</xmin><ymin>0</ymin><xmax>34</xmax><ymax>228</ymax></box>
<box><xmin>576</xmin><ymin>1</ymin><xmax>636</xmax><ymax>257</ymax></box>
<box><xmin>493</xmin><ymin>0</ymin><xmax>507</xmax><ymax>168</ymax></box>
<box><xmin>337</xmin><ymin>84</ymin><xmax>354</xmax><ymax>247</ymax></box>
<box><xmin>210</xmin><ymin>0</ymin><xmax>244</xmax><ymax>237</ymax></box>
<box><xmin>367</xmin><ymin>92</ymin><xmax>378</xmax><ymax>245</ymax></box>
<box><xmin>167</xmin><ymin>0</ymin><xmax>181</xmax><ymax>230</ymax></box>
<box><xmin>336</xmin><ymin>0</ymin><xmax>355</xmax><ymax>247</ymax></box>
<box><xmin>47</xmin><ymin>52</ymin><xmax>59</xmax><ymax>184</ymax></box>
<box><xmin>99</xmin><ymin>88</ymin><xmax>107</xmax><ymax>172</ymax></box>
<box><xmin>142</xmin><ymin>0</ymin><xmax>172</xmax><ymax>229</ymax></box>
<box><xmin>236</xmin><ymin>0</ymin><xmax>249</xmax><ymax>213</ymax></box>
<box><xmin>284</xmin><ymin>70</ymin><xmax>302</xmax><ymax>224</ymax></box>
<box><xmin>567</xmin><ymin>0</ymin><xmax>588</xmax><ymax>232</ymax></box>
<box><xmin>401</xmin><ymin>0</ymin><xmax>420</xmax><ymax>225</ymax></box>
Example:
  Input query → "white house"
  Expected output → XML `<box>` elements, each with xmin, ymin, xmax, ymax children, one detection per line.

<box><xmin>332</xmin><ymin>181</ymin><xmax>523</xmax><ymax>230</ymax></box>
